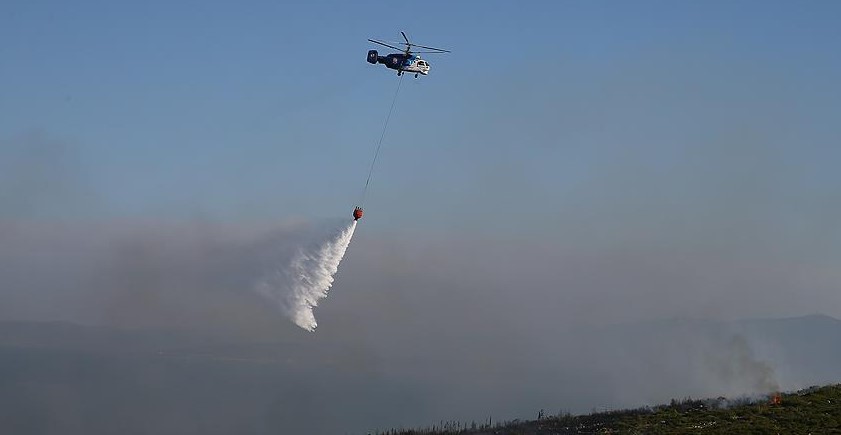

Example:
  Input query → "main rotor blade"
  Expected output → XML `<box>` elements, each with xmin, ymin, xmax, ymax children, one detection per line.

<box><xmin>368</xmin><ymin>39</ymin><xmax>402</xmax><ymax>51</ymax></box>
<box><xmin>401</xmin><ymin>31</ymin><xmax>410</xmax><ymax>44</ymax></box>
<box><xmin>410</xmin><ymin>44</ymin><xmax>450</xmax><ymax>53</ymax></box>
<box><xmin>412</xmin><ymin>50</ymin><xmax>450</xmax><ymax>54</ymax></box>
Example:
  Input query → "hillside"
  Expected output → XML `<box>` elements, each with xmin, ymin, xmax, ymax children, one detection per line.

<box><xmin>382</xmin><ymin>384</ymin><xmax>841</xmax><ymax>434</ymax></box>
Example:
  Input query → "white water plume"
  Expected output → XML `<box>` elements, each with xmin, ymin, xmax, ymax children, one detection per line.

<box><xmin>255</xmin><ymin>220</ymin><xmax>357</xmax><ymax>331</ymax></box>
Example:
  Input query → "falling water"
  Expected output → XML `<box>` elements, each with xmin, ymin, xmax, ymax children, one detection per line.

<box><xmin>255</xmin><ymin>220</ymin><xmax>357</xmax><ymax>331</ymax></box>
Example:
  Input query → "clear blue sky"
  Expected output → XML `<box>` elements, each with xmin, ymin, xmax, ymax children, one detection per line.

<box><xmin>2</xmin><ymin>0</ymin><xmax>840</xmax><ymax>236</ymax></box>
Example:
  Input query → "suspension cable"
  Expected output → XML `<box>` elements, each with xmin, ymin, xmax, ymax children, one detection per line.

<box><xmin>361</xmin><ymin>74</ymin><xmax>404</xmax><ymax>206</ymax></box>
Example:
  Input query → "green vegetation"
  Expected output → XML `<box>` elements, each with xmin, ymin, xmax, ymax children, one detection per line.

<box><xmin>376</xmin><ymin>384</ymin><xmax>841</xmax><ymax>434</ymax></box>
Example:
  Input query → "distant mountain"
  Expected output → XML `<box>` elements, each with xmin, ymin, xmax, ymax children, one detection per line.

<box><xmin>0</xmin><ymin>320</ymin><xmax>191</xmax><ymax>352</ymax></box>
<box><xmin>0</xmin><ymin>320</ymin><xmax>374</xmax><ymax>366</ymax></box>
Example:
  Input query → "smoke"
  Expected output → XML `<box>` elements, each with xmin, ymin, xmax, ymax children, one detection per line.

<box><xmin>0</xmin><ymin>216</ymin><xmax>361</xmax><ymax>338</ymax></box>
<box><xmin>704</xmin><ymin>335</ymin><xmax>780</xmax><ymax>394</ymax></box>
<box><xmin>255</xmin><ymin>220</ymin><xmax>357</xmax><ymax>331</ymax></box>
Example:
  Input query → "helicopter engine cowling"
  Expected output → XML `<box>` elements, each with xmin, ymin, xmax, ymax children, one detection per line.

<box><xmin>367</xmin><ymin>50</ymin><xmax>378</xmax><ymax>64</ymax></box>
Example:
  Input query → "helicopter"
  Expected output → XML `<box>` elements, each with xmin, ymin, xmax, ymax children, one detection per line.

<box><xmin>367</xmin><ymin>32</ymin><xmax>450</xmax><ymax>78</ymax></box>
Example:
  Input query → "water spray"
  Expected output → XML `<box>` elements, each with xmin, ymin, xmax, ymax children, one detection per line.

<box><xmin>255</xmin><ymin>221</ymin><xmax>357</xmax><ymax>331</ymax></box>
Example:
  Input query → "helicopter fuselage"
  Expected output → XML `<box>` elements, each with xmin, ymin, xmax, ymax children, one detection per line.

<box><xmin>367</xmin><ymin>50</ymin><xmax>430</xmax><ymax>76</ymax></box>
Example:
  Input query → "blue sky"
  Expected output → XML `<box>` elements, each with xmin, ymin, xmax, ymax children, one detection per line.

<box><xmin>2</xmin><ymin>0</ymin><xmax>840</xmax><ymax>236</ymax></box>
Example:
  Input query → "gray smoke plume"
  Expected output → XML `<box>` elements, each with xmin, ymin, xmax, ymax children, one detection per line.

<box><xmin>704</xmin><ymin>334</ymin><xmax>780</xmax><ymax>394</ymax></box>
